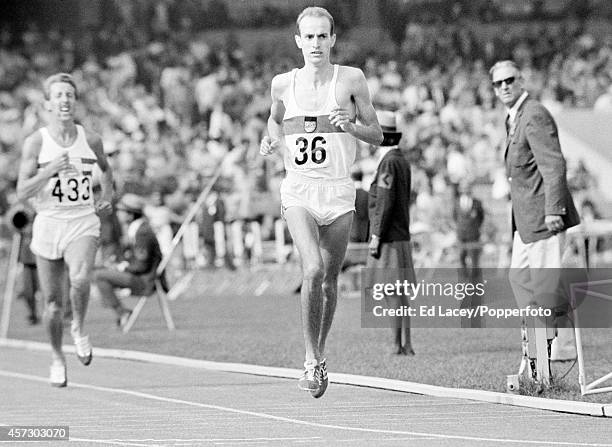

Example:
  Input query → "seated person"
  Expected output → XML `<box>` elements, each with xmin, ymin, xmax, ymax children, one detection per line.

<box><xmin>94</xmin><ymin>194</ymin><xmax>163</xmax><ymax>329</ymax></box>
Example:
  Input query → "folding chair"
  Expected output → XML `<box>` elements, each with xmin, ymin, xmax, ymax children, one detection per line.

<box><xmin>118</xmin><ymin>160</ymin><xmax>223</xmax><ymax>333</ymax></box>
<box><xmin>122</xmin><ymin>273</ymin><xmax>175</xmax><ymax>333</ymax></box>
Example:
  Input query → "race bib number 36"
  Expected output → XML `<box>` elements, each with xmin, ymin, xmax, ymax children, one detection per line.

<box><xmin>291</xmin><ymin>135</ymin><xmax>329</xmax><ymax>169</ymax></box>
<box><xmin>50</xmin><ymin>175</ymin><xmax>92</xmax><ymax>206</ymax></box>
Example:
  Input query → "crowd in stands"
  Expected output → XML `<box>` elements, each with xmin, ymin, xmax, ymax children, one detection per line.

<box><xmin>1</xmin><ymin>9</ymin><xmax>610</xmax><ymax>266</ymax></box>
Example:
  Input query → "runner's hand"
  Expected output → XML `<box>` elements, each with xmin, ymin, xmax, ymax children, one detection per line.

<box><xmin>260</xmin><ymin>136</ymin><xmax>281</xmax><ymax>156</ymax></box>
<box><xmin>329</xmin><ymin>108</ymin><xmax>354</xmax><ymax>133</ymax></box>
<box><xmin>46</xmin><ymin>152</ymin><xmax>71</xmax><ymax>176</ymax></box>
<box><xmin>95</xmin><ymin>200</ymin><xmax>112</xmax><ymax>216</ymax></box>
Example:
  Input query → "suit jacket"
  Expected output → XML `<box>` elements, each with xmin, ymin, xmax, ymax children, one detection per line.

<box><xmin>453</xmin><ymin>196</ymin><xmax>484</xmax><ymax>243</ymax></box>
<box><xmin>125</xmin><ymin>219</ymin><xmax>163</xmax><ymax>280</ymax></box>
<box><xmin>504</xmin><ymin>97</ymin><xmax>579</xmax><ymax>243</ymax></box>
<box><xmin>368</xmin><ymin>148</ymin><xmax>411</xmax><ymax>242</ymax></box>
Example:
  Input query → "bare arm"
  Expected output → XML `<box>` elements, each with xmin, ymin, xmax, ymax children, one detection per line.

<box><xmin>268</xmin><ymin>75</ymin><xmax>287</xmax><ymax>141</ymax></box>
<box><xmin>260</xmin><ymin>74</ymin><xmax>288</xmax><ymax>158</ymax></box>
<box><xmin>330</xmin><ymin>68</ymin><xmax>383</xmax><ymax>146</ymax></box>
<box><xmin>17</xmin><ymin>131</ymin><xmax>70</xmax><ymax>201</ymax></box>
<box><xmin>86</xmin><ymin>130</ymin><xmax>114</xmax><ymax>213</ymax></box>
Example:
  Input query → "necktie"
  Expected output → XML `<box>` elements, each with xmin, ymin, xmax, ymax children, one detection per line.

<box><xmin>505</xmin><ymin>115</ymin><xmax>510</xmax><ymax>136</ymax></box>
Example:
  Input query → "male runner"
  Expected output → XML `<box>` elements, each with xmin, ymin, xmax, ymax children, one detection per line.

<box><xmin>260</xmin><ymin>7</ymin><xmax>382</xmax><ymax>397</ymax></box>
<box><xmin>17</xmin><ymin>73</ymin><xmax>113</xmax><ymax>387</ymax></box>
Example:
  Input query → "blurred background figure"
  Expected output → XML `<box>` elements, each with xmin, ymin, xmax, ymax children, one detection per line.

<box><xmin>8</xmin><ymin>204</ymin><xmax>40</xmax><ymax>325</ymax></box>
<box><xmin>453</xmin><ymin>179</ymin><xmax>485</xmax><ymax>328</ymax></box>
<box><xmin>453</xmin><ymin>179</ymin><xmax>485</xmax><ymax>283</ymax></box>
<box><xmin>94</xmin><ymin>194</ymin><xmax>163</xmax><ymax>330</ymax></box>
<box><xmin>93</xmin><ymin>182</ymin><xmax>123</xmax><ymax>268</ymax></box>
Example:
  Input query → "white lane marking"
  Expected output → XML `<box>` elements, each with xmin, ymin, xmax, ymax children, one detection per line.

<box><xmin>0</xmin><ymin>370</ymin><xmax>610</xmax><ymax>446</ymax></box>
<box><xmin>70</xmin><ymin>439</ymin><xmax>150</xmax><ymax>446</ymax></box>
<box><xmin>0</xmin><ymin>436</ymin><xmax>148</xmax><ymax>446</ymax></box>
<box><xmin>107</xmin><ymin>438</ymin><xmax>320</xmax><ymax>442</ymax></box>
<box><xmin>1</xmin><ymin>338</ymin><xmax>604</xmax><ymax>418</ymax></box>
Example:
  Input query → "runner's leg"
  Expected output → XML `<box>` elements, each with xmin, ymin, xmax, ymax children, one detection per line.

<box><xmin>36</xmin><ymin>256</ymin><xmax>67</xmax><ymax>364</ymax></box>
<box><xmin>284</xmin><ymin>207</ymin><xmax>323</xmax><ymax>364</ymax></box>
<box><xmin>318</xmin><ymin>211</ymin><xmax>353</xmax><ymax>358</ymax></box>
<box><xmin>63</xmin><ymin>236</ymin><xmax>97</xmax><ymax>338</ymax></box>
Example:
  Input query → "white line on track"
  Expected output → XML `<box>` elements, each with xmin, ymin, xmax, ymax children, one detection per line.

<box><xmin>70</xmin><ymin>439</ymin><xmax>150</xmax><ymax>446</ymax></box>
<box><xmin>1</xmin><ymin>370</ymin><xmax>611</xmax><ymax>446</ymax></box>
<box><xmin>82</xmin><ymin>437</ymin><xmax>320</xmax><ymax>443</ymax></box>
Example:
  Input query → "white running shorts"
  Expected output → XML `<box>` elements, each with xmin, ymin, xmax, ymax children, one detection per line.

<box><xmin>280</xmin><ymin>173</ymin><xmax>355</xmax><ymax>226</ymax></box>
<box><xmin>31</xmin><ymin>212</ymin><xmax>100</xmax><ymax>260</ymax></box>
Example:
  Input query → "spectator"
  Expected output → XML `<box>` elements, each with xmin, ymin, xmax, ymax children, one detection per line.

<box><xmin>366</xmin><ymin>111</ymin><xmax>415</xmax><ymax>356</ymax></box>
<box><xmin>490</xmin><ymin>60</ymin><xmax>580</xmax><ymax>366</ymax></box>
<box><xmin>453</xmin><ymin>179</ymin><xmax>485</xmax><ymax>284</ymax></box>
<box><xmin>453</xmin><ymin>179</ymin><xmax>486</xmax><ymax>328</ymax></box>
<box><xmin>8</xmin><ymin>204</ymin><xmax>40</xmax><ymax>325</ymax></box>
<box><xmin>593</xmin><ymin>84</ymin><xmax>612</xmax><ymax>111</ymax></box>
<box><xmin>94</xmin><ymin>194</ymin><xmax>163</xmax><ymax>330</ymax></box>
<box><xmin>349</xmin><ymin>170</ymin><xmax>369</xmax><ymax>244</ymax></box>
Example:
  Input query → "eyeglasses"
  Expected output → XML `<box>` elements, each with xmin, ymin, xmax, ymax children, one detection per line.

<box><xmin>492</xmin><ymin>76</ymin><xmax>516</xmax><ymax>88</ymax></box>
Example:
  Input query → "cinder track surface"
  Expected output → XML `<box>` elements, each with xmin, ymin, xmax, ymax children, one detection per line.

<box><xmin>1</xmin><ymin>346</ymin><xmax>611</xmax><ymax>447</ymax></box>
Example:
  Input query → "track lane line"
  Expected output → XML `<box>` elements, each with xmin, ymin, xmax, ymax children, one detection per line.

<box><xmin>1</xmin><ymin>370</ymin><xmax>610</xmax><ymax>447</ymax></box>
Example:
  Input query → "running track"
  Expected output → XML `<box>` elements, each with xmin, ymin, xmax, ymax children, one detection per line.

<box><xmin>1</xmin><ymin>346</ymin><xmax>611</xmax><ymax>447</ymax></box>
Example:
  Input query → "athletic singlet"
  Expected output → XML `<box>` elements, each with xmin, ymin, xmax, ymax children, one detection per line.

<box><xmin>282</xmin><ymin>65</ymin><xmax>356</xmax><ymax>180</ymax></box>
<box><xmin>34</xmin><ymin>125</ymin><xmax>97</xmax><ymax>219</ymax></box>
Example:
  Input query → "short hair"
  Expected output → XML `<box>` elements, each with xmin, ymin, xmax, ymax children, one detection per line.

<box><xmin>295</xmin><ymin>7</ymin><xmax>335</xmax><ymax>36</ymax></box>
<box><xmin>43</xmin><ymin>73</ymin><xmax>78</xmax><ymax>100</ymax></box>
<box><xmin>489</xmin><ymin>60</ymin><xmax>520</xmax><ymax>77</ymax></box>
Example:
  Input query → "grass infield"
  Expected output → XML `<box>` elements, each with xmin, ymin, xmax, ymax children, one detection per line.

<box><xmin>3</xmin><ymin>262</ymin><xmax>611</xmax><ymax>404</ymax></box>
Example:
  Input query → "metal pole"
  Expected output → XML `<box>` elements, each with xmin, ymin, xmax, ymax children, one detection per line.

<box><xmin>1</xmin><ymin>233</ymin><xmax>22</xmax><ymax>339</ymax></box>
<box><xmin>157</xmin><ymin>164</ymin><xmax>223</xmax><ymax>275</ymax></box>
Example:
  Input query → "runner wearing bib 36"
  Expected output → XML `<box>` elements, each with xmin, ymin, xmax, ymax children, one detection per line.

<box><xmin>260</xmin><ymin>7</ymin><xmax>382</xmax><ymax>398</ymax></box>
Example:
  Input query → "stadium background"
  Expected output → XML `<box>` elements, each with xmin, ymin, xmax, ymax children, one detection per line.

<box><xmin>1</xmin><ymin>0</ymin><xmax>611</xmax><ymax>402</ymax></box>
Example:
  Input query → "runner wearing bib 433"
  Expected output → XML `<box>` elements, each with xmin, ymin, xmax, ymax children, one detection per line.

<box><xmin>31</xmin><ymin>125</ymin><xmax>100</xmax><ymax>260</ymax></box>
<box><xmin>17</xmin><ymin>73</ymin><xmax>114</xmax><ymax>388</ymax></box>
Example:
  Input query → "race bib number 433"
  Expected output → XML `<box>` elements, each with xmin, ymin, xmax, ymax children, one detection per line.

<box><xmin>50</xmin><ymin>175</ymin><xmax>92</xmax><ymax>206</ymax></box>
<box><xmin>291</xmin><ymin>135</ymin><xmax>329</xmax><ymax>169</ymax></box>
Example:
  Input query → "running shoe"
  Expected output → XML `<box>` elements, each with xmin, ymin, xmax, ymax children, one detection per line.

<box><xmin>50</xmin><ymin>362</ymin><xmax>67</xmax><ymax>388</ymax></box>
<box><xmin>310</xmin><ymin>358</ymin><xmax>328</xmax><ymax>399</ymax></box>
<box><xmin>74</xmin><ymin>335</ymin><xmax>92</xmax><ymax>366</ymax></box>
<box><xmin>298</xmin><ymin>361</ymin><xmax>320</xmax><ymax>392</ymax></box>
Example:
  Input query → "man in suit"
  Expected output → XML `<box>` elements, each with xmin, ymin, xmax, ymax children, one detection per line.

<box><xmin>490</xmin><ymin>60</ymin><xmax>580</xmax><ymax>364</ymax></box>
<box><xmin>367</xmin><ymin>110</ymin><xmax>415</xmax><ymax>355</ymax></box>
<box><xmin>94</xmin><ymin>194</ymin><xmax>163</xmax><ymax>330</ymax></box>
<box><xmin>453</xmin><ymin>179</ymin><xmax>485</xmax><ymax>280</ymax></box>
<box><xmin>453</xmin><ymin>180</ymin><xmax>485</xmax><ymax>328</ymax></box>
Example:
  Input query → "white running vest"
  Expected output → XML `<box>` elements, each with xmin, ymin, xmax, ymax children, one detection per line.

<box><xmin>34</xmin><ymin>125</ymin><xmax>97</xmax><ymax>219</ymax></box>
<box><xmin>282</xmin><ymin>65</ymin><xmax>356</xmax><ymax>180</ymax></box>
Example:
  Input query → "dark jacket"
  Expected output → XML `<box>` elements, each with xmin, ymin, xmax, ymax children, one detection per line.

<box><xmin>505</xmin><ymin>97</ymin><xmax>580</xmax><ymax>243</ymax></box>
<box><xmin>350</xmin><ymin>187</ymin><xmax>370</xmax><ymax>243</ymax></box>
<box><xmin>368</xmin><ymin>148</ymin><xmax>411</xmax><ymax>242</ymax></box>
<box><xmin>125</xmin><ymin>219</ymin><xmax>163</xmax><ymax>280</ymax></box>
<box><xmin>454</xmin><ymin>196</ymin><xmax>484</xmax><ymax>243</ymax></box>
